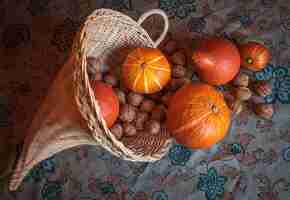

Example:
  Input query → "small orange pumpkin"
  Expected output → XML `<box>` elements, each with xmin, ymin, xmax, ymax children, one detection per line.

<box><xmin>166</xmin><ymin>83</ymin><xmax>231</xmax><ymax>149</ymax></box>
<box><xmin>239</xmin><ymin>41</ymin><xmax>271</xmax><ymax>71</ymax></box>
<box><xmin>122</xmin><ymin>48</ymin><xmax>171</xmax><ymax>94</ymax></box>
<box><xmin>91</xmin><ymin>81</ymin><xmax>119</xmax><ymax>128</ymax></box>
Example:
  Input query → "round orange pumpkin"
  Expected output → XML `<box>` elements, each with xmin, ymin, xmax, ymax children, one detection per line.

<box><xmin>91</xmin><ymin>81</ymin><xmax>119</xmax><ymax>128</ymax></box>
<box><xmin>122</xmin><ymin>47</ymin><xmax>171</xmax><ymax>94</ymax></box>
<box><xmin>239</xmin><ymin>41</ymin><xmax>271</xmax><ymax>71</ymax></box>
<box><xmin>192</xmin><ymin>37</ymin><xmax>240</xmax><ymax>85</ymax></box>
<box><xmin>166</xmin><ymin>83</ymin><xmax>231</xmax><ymax>149</ymax></box>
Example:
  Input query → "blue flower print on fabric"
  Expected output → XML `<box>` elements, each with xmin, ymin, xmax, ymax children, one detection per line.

<box><xmin>39</xmin><ymin>158</ymin><xmax>55</xmax><ymax>173</ymax></box>
<box><xmin>152</xmin><ymin>190</ymin><xmax>168</xmax><ymax>200</ymax></box>
<box><xmin>230</xmin><ymin>143</ymin><xmax>244</xmax><ymax>155</ymax></box>
<box><xmin>282</xmin><ymin>146</ymin><xmax>290</xmax><ymax>162</ymax></box>
<box><xmin>168</xmin><ymin>144</ymin><xmax>192</xmax><ymax>166</ymax></box>
<box><xmin>254</xmin><ymin>64</ymin><xmax>290</xmax><ymax>104</ymax></box>
<box><xmin>24</xmin><ymin>158</ymin><xmax>56</xmax><ymax>183</ymax></box>
<box><xmin>159</xmin><ymin>0</ymin><xmax>196</xmax><ymax>19</ymax></box>
<box><xmin>197</xmin><ymin>167</ymin><xmax>228</xmax><ymax>200</ymax></box>
<box><xmin>41</xmin><ymin>181</ymin><xmax>63</xmax><ymax>200</ymax></box>
<box><xmin>239</xmin><ymin>15</ymin><xmax>253</xmax><ymax>27</ymax></box>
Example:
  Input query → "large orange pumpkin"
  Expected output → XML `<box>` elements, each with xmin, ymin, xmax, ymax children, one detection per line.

<box><xmin>239</xmin><ymin>41</ymin><xmax>271</xmax><ymax>71</ymax></box>
<box><xmin>91</xmin><ymin>81</ymin><xmax>119</xmax><ymax>128</ymax></box>
<box><xmin>192</xmin><ymin>37</ymin><xmax>240</xmax><ymax>85</ymax></box>
<box><xmin>166</xmin><ymin>83</ymin><xmax>231</xmax><ymax>149</ymax></box>
<box><xmin>122</xmin><ymin>47</ymin><xmax>171</xmax><ymax>94</ymax></box>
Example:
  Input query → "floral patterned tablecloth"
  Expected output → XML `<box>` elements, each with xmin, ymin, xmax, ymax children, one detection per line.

<box><xmin>1</xmin><ymin>0</ymin><xmax>290</xmax><ymax>199</ymax></box>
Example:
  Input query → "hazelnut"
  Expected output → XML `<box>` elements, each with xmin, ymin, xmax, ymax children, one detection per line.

<box><xmin>104</xmin><ymin>74</ymin><xmax>118</xmax><ymax>87</ymax></box>
<box><xmin>227</xmin><ymin>100</ymin><xmax>243</xmax><ymax>116</ymax></box>
<box><xmin>123</xmin><ymin>123</ymin><xmax>137</xmax><ymax>137</ymax></box>
<box><xmin>145</xmin><ymin>120</ymin><xmax>161</xmax><ymax>135</ymax></box>
<box><xmin>253</xmin><ymin>81</ymin><xmax>272</xmax><ymax>97</ymax></box>
<box><xmin>140</xmin><ymin>99</ymin><xmax>155</xmax><ymax>112</ymax></box>
<box><xmin>163</xmin><ymin>40</ymin><xmax>177</xmax><ymax>55</ymax></box>
<box><xmin>135</xmin><ymin>112</ymin><xmax>149</xmax><ymax>130</ymax></box>
<box><xmin>254</xmin><ymin>103</ymin><xmax>274</xmax><ymax>120</ymax></box>
<box><xmin>110</xmin><ymin>123</ymin><xmax>123</xmax><ymax>139</ymax></box>
<box><xmin>161</xmin><ymin>92</ymin><xmax>173</xmax><ymax>106</ymax></box>
<box><xmin>251</xmin><ymin>95</ymin><xmax>265</xmax><ymax>104</ymax></box>
<box><xmin>114</xmin><ymin>88</ymin><xmax>126</xmax><ymax>104</ymax></box>
<box><xmin>233</xmin><ymin>73</ymin><xmax>249</xmax><ymax>87</ymax></box>
<box><xmin>151</xmin><ymin>105</ymin><xmax>166</xmax><ymax>121</ymax></box>
<box><xmin>170</xmin><ymin>51</ymin><xmax>186</xmax><ymax>65</ymax></box>
<box><xmin>128</xmin><ymin>92</ymin><xmax>144</xmax><ymax>107</ymax></box>
<box><xmin>172</xmin><ymin>65</ymin><xmax>187</xmax><ymax>78</ymax></box>
<box><xmin>233</xmin><ymin>86</ymin><xmax>252</xmax><ymax>101</ymax></box>
<box><xmin>168</xmin><ymin>78</ymin><xmax>190</xmax><ymax>91</ymax></box>
<box><xmin>119</xmin><ymin>104</ymin><xmax>136</xmax><ymax>122</ymax></box>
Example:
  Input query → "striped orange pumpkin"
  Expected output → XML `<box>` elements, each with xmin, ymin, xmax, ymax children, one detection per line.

<box><xmin>122</xmin><ymin>48</ymin><xmax>171</xmax><ymax>94</ymax></box>
<box><xmin>166</xmin><ymin>83</ymin><xmax>231</xmax><ymax>149</ymax></box>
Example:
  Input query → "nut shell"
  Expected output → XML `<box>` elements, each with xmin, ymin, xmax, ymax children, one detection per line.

<box><xmin>140</xmin><ymin>99</ymin><xmax>155</xmax><ymax>112</ymax></box>
<box><xmin>233</xmin><ymin>73</ymin><xmax>249</xmax><ymax>87</ymax></box>
<box><xmin>254</xmin><ymin>103</ymin><xmax>274</xmax><ymax>120</ymax></box>
<box><xmin>171</xmin><ymin>51</ymin><xmax>186</xmax><ymax>65</ymax></box>
<box><xmin>110</xmin><ymin>124</ymin><xmax>123</xmax><ymax>139</ymax></box>
<box><xmin>128</xmin><ymin>92</ymin><xmax>144</xmax><ymax>107</ymax></box>
<box><xmin>119</xmin><ymin>104</ymin><xmax>136</xmax><ymax>122</ymax></box>
<box><xmin>234</xmin><ymin>86</ymin><xmax>252</xmax><ymax>101</ymax></box>
<box><xmin>123</xmin><ymin>123</ymin><xmax>137</xmax><ymax>137</ymax></box>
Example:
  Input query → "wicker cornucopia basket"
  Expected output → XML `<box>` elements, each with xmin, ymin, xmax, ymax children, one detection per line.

<box><xmin>73</xmin><ymin>9</ymin><xmax>173</xmax><ymax>162</ymax></box>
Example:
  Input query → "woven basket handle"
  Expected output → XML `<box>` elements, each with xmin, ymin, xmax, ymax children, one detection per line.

<box><xmin>137</xmin><ymin>9</ymin><xmax>169</xmax><ymax>48</ymax></box>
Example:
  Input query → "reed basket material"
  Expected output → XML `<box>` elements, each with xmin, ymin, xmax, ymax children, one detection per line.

<box><xmin>73</xmin><ymin>8</ymin><xmax>173</xmax><ymax>162</ymax></box>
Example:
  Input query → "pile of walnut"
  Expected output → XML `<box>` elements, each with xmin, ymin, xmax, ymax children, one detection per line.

<box><xmin>86</xmin><ymin>44</ymin><xmax>191</xmax><ymax>141</ymax></box>
<box><xmin>227</xmin><ymin>73</ymin><xmax>274</xmax><ymax>120</ymax></box>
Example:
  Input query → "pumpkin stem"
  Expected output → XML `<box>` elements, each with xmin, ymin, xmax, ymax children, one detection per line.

<box><xmin>246</xmin><ymin>57</ymin><xmax>253</xmax><ymax>64</ymax></box>
<box><xmin>211</xmin><ymin>104</ymin><xmax>219</xmax><ymax>113</ymax></box>
<box><xmin>140</xmin><ymin>62</ymin><xmax>147</xmax><ymax>69</ymax></box>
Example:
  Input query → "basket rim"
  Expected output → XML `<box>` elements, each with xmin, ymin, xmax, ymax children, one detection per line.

<box><xmin>73</xmin><ymin>8</ymin><xmax>173</xmax><ymax>162</ymax></box>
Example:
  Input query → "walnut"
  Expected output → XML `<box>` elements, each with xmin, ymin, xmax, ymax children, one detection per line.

<box><xmin>135</xmin><ymin>112</ymin><xmax>149</xmax><ymax>130</ymax></box>
<box><xmin>233</xmin><ymin>86</ymin><xmax>252</xmax><ymax>101</ymax></box>
<box><xmin>145</xmin><ymin>120</ymin><xmax>161</xmax><ymax>135</ymax></box>
<box><xmin>227</xmin><ymin>99</ymin><xmax>243</xmax><ymax>116</ymax></box>
<box><xmin>119</xmin><ymin>104</ymin><xmax>136</xmax><ymax>122</ymax></box>
<box><xmin>140</xmin><ymin>99</ymin><xmax>155</xmax><ymax>112</ymax></box>
<box><xmin>123</xmin><ymin>123</ymin><xmax>137</xmax><ymax>137</ymax></box>
<box><xmin>254</xmin><ymin>103</ymin><xmax>274</xmax><ymax>120</ymax></box>
<box><xmin>151</xmin><ymin>105</ymin><xmax>166</xmax><ymax>121</ymax></box>
<box><xmin>253</xmin><ymin>81</ymin><xmax>272</xmax><ymax>97</ymax></box>
<box><xmin>104</xmin><ymin>74</ymin><xmax>118</xmax><ymax>87</ymax></box>
<box><xmin>128</xmin><ymin>92</ymin><xmax>144</xmax><ymax>107</ymax></box>
<box><xmin>170</xmin><ymin>51</ymin><xmax>186</xmax><ymax>65</ymax></box>
<box><xmin>110</xmin><ymin>123</ymin><xmax>123</xmax><ymax>139</ymax></box>
<box><xmin>233</xmin><ymin>73</ymin><xmax>249</xmax><ymax>87</ymax></box>
<box><xmin>172</xmin><ymin>65</ymin><xmax>187</xmax><ymax>78</ymax></box>
<box><xmin>114</xmin><ymin>88</ymin><xmax>126</xmax><ymax>104</ymax></box>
